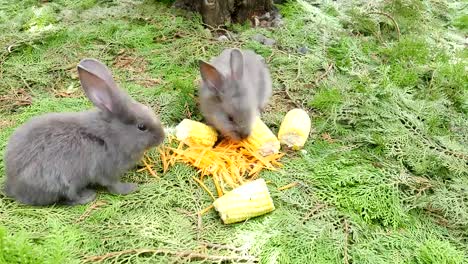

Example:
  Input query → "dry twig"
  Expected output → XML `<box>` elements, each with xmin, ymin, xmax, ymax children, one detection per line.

<box><xmin>184</xmin><ymin>102</ymin><xmax>192</xmax><ymax>119</ymax></box>
<box><xmin>284</xmin><ymin>85</ymin><xmax>303</xmax><ymax>108</ymax></box>
<box><xmin>198</xmin><ymin>204</ymin><xmax>215</xmax><ymax>215</ymax></box>
<box><xmin>197</xmin><ymin>212</ymin><xmax>203</xmax><ymax>241</ymax></box>
<box><xmin>0</xmin><ymin>89</ymin><xmax>33</xmax><ymax>112</ymax></box>
<box><xmin>83</xmin><ymin>248</ymin><xmax>258</xmax><ymax>263</ymax></box>
<box><xmin>278</xmin><ymin>182</ymin><xmax>299</xmax><ymax>191</ymax></box>
<box><xmin>313</xmin><ymin>63</ymin><xmax>334</xmax><ymax>86</ymax></box>
<box><xmin>48</xmin><ymin>63</ymin><xmax>76</xmax><ymax>72</ymax></box>
<box><xmin>368</xmin><ymin>11</ymin><xmax>401</xmax><ymax>41</ymax></box>
<box><xmin>201</xmin><ymin>242</ymin><xmax>245</xmax><ymax>253</ymax></box>
<box><xmin>343</xmin><ymin>219</ymin><xmax>350</xmax><ymax>264</ymax></box>
<box><xmin>302</xmin><ymin>203</ymin><xmax>325</xmax><ymax>223</ymax></box>
<box><xmin>76</xmin><ymin>201</ymin><xmax>107</xmax><ymax>223</ymax></box>
<box><xmin>201</xmin><ymin>23</ymin><xmax>237</xmax><ymax>41</ymax></box>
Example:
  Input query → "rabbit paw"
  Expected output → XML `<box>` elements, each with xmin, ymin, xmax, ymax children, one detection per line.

<box><xmin>64</xmin><ymin>189</ymin><xmax>96</xmax><ymax>205</ymax></box>
<box><xmin>107</xmin><ymin>182</ymin><xmax>138</xmax><ymax>195</ymax></box>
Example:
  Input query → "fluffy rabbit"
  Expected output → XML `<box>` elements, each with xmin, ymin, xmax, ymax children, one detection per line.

<box><xmin>198</xmin><ymin>48</ymin><xmax>272</xmax><ymax>140</ymax></box>
<box><xmin>3</xmin><ymin>58</ymin><xmax>165</xmax><ymax>206</ymax></box>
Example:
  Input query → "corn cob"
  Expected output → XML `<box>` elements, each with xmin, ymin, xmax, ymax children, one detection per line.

<box><xmin>277</xmin><ymin>108</ymin><xmax>311</xmax><ymax>150</ymax></box>
<box><xmin>175</xmin><ymin>119</ymin><xmax>218</xmax><ymax>147</ymax></box>
<box><xmin>244</xmin><ymin>117</ymin><xmax>280</xmax><ymax>156</ymax></box>
<box><xmin>212</xmin><ymin>178</ymin><xmax>275</xmax><ymax>224</ymax></box>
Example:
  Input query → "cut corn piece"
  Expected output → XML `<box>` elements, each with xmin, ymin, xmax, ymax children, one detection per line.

<box><xmin>278</xmin><ymin>108</ymin><xmax>311</xmax><ymax>150</ymax></box>
<box><xmin>244</xmin><ymin>117</ymin><xmax>280</xmax><ymax>156</ymax></box>
<box><xmin>212</xmin><ymin>178</ymin><xmax>275</xmax><ymax>224</ymax></box>
<box><xmin>175</xmin><ymin>119</ymin><xmax>218</xmax><ymax>147</ymax></box>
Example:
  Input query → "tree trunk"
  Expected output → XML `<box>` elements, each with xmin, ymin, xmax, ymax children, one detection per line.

<box><xmin>173</xmin><ymin>0</ymin><xmax>274</xmax><ymax>27</ymax></box>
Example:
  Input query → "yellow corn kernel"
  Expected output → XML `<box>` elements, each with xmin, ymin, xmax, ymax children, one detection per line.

<box><xmin>175</xmin><ymin>119</ymin><xmax>218</xmax><ymax>147</ymax></box>
<box><xmin>277</xmin><ymin>108</ymin><xmax>311</xmax><ymax>150</ymax></box>
<box><xmin>244</xmin><ymin>117</ymin><xmax>280</xmax><ymax>156</ymax></box>
<box><xmin>212</xmin><ymin>178</ymin><xmax>275</xmax><ymax>224</ymax></box>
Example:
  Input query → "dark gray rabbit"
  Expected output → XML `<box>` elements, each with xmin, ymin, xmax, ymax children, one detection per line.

<box><xmin>3</xmin><ymin>58</ymin><xmax>165</xmax><ymax>206</ymax></box>
<box><xmin>198</xmin><ymin>48</ymin><xmax>272</xmax><ymax>140</ymax></box>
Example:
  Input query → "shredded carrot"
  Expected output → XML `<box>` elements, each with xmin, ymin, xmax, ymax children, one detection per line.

<box><xmin>249</xmin><ymin>164</ymin><xmax>264</xmax><ymax>176</ymax></box>
<box><xmin>136</xmin><ymin>167</ymin><xmax>147</xmax><ymax>172</ymax></box>
<box><xmin>144</xmin><ymin>153</ymin><xmax>154</xmax><ymax>163</ymax></box>
<box><xmin>192</xmin><ymin>176</ymin><xmax>215</xmax><ymax>200</ymax></box>
<box><xmin>278</xmin><ymin>182</ymin><xmax>299</xmax><ymax>191</ymax></box>
<box><xmin>212</xmin><ymin>174</ymin><xmax>224</xmax><ymax>197</ymax></box>
<box><xmin>198</xmin><ymin>204</ymin><xmax>214</xmax><ymax>215</ymax></box>
<box><xmin>158</xmin><ymin>148</ymin><xmax>168</xmax><ymax>173</ymax></box>
<box><xmin>156</xmin><ymin>137</ymin><xmax>283</xmax><ymax>198</ymax></box>
<box><xmin>143</xmin><ymin>159</ymin><xmax>158</xmax><ymax>178</ymax></box>
<box><xmin>249</xmin><ymin>172</ymin><xmax>260</xmax><ymax>180</ymax></box>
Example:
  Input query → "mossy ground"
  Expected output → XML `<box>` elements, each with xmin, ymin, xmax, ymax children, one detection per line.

<box><xmin>0</xmin><ymin>0</ymin><xmax>467</xmax><ymax>263</ymax></box>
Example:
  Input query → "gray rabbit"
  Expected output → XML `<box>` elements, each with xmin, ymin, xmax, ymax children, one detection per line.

<box><xmin>198</xmin><ymin>48</ymin><xmax>272</xmax><ymax>140</ymax></box>
<box><xmin>3</xmin><ymin>58</ymin><xmax>165</xmax><ymax>206</ymax></box>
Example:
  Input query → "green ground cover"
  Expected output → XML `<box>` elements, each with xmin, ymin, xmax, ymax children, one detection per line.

<box><xmin>0</xmin><ymin>0</ymin><xmax>467</xmax><ymax>263</ymax></box>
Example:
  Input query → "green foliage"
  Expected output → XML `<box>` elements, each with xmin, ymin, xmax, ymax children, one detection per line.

<box><xmin>258</xmin><ymin>218</ymin><xmax>344</xmax><ymax>263</ymax></box>
<box><xmin>308</xmin><ymin>87</ymin><xmax>342</xmax><ymax>111</ymax></box>
<box><xmin>284</xmin><ymin>145</ymin><xmax>409</xmax><ymax>228</ymax></box>
<box><xmin>381</xmin><ymin>37</ymin><xmax>430</xmax><ymax>65</ymax></box>
<box><xmin>429</xmin><ymin>56</ymin><xmax>468</xmax><ymax>113</ymax></box>
<box><xmin>345</xmin><ymin>8</ymin><xmax>380</xmax><ymax>36</ymax></box>
<box><xmin>0</xmin><ymin>226</ymin><xmax>46</xmax><ymax>264</ymax></box>
<box><xmin>328</xmin><ymin>38</ymin><xmax>354</xmax><ymax>69</ymax></box>
<box><xmin>0</xmin><ymin>225</ymin><xmax>74</xmax><ymax>264</ymax></box>
<box><xmin>315</xmin><ymin>84</ymin><xmax>467</xmax><ymax>178</ymax></box>
<box><xmin>155</xmin><ymin>0</ymin><xmax>176</xmax><ymax>5</ymax></box>
<box><xmin>416</xmin><ymin>239</ymin><xmax>465</xmax><ymax>264</ymax></box>
<box><xmin>349</xmin><ymin>218</ymin><xmax>467</xmax><ymax>264</ymax></box>
<box><xmin>453</xmin><ymin>14</ymin><xmax>468</xmax><ymax>31</ymax></box>
<box><xmin>23</xmin><ymin>5</ymin><xmax>59</xmax><ymax>31</ymax></box>
<box><xmin>383</xmin><ymin>0</ymin><xmax>426</xmax><ymax>33</ymax></box>
<box><xmin>0</xmin><ymin>0</ymin><xmax>467</xmax><ymax>263</ymax></box>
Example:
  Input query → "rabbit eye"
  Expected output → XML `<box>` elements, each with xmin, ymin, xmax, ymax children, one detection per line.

<box><xmin>227</xmin><ymin>116</ymin><xmax>234</xmax><ymax>122</ymax></box>
<box><xmin>137</xmin><ymin>123</ymin><xmax>147</xmax><ymax>131</ymax></box>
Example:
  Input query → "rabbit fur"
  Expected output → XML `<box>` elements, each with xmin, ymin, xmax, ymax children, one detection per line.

<box><xmin>3</xmin><ymin>58</ymin><xmax>165</xmax><ymax>206</ymax></box>
<box><xmin>198</xmin><ymin>48</ymin><xmax>272</xmax><ymax>140</ymax></box>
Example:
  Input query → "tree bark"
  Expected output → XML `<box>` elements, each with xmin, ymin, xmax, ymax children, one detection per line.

<box><xmin>173</xmin><ymin>0</ymin><xmax>274</xmax><ymax>27</ymax></box>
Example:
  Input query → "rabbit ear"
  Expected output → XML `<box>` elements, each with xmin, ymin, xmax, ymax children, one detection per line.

<box><xmin>229</xmin><ymin>49</ymin><xmax>243</xmax><ymax>80</ymax></box>
<box><xmin>77</xmin><ymin>59</ymin><xmax>122</xmax><ymax>114</ymax></box>
<box><xmin>199</xmin><ymin>60</ymin><xmax>224</xmax><ymax>93</ymax></box>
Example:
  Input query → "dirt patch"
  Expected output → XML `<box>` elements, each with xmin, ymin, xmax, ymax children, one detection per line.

<box><xmin>0</xmin><ymin>89</ymin><xmax>32</xmax><ymax>113</ymax></box>
<box><xmin>113</xmin><ymin>50</ymin><xmax>164</xmax><ymax>88</ymax></box>
<box><xmin>113</xmin><ymin>50</ymin><xmax>148</xmax><ymax>74</ymax></box>
<box><xmin>265</xmin><ymin>91</ymin><xmax>299</xmax><ymax>114</ymax></box>
<box><xmin>52</xmin><ymin>82</ymin><xmax>84</xmax><ymax>98</ymax></box>
<box><xmin>0</xmin><ymin>118</ymin><xmax>15</xmax><ymax>129</ymax></box>
<box><xmin>127</xmin><ymin>77</ymin><xmax>163</xmax><ymax>88</ymax></box>
<box><xmin>321</xmin><ymin>133</ymin><xmax>335</xmax><ymax>143</ymax></box>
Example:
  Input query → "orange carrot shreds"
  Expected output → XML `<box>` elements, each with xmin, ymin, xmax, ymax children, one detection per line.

<box><xmin>192</xmin><ymin>177</ymin><xmax>215</xmax><ymax>200</ymax></box>
<box><xmin>278</xmin><ymin>182</ymin><xmax>299</xmax><ymax>191</ymax></box>
<box><xmin>219</xmin><ymin>171</ymin><xmax>237</xmax><ymax>188</ymax></box>
<box><xmin>136</xmin><ymin>167</ymin><xmax>147</xmax><ymax>173</ymax></box>
<box><xmin>158</xmin><ymin>148</ymin><xmax>169</xmax><ymax>173</ymax></box>
<box><xmin>212</xmin><ymin>174</ymin><xmax>224</xmax><ymax>197</ymax></box>
<box><xmin>198</xmin><ymin>204</ymin><xmax>214</xmax><ymax>215</ymax></box>
<box><xmin>248</xmin><ymin>164</ymin><xmax>264</xmax><ymax>177</ymax></box>
<box><xmin>143</xmin><ymin>159</ymin><xmax>158</xmax><ymax>178</ymax></box>
<box><xmin>157</xmin><ymin>134</ymin><xmax>284</xmax><ymax>198</ymax></box>
<box><xmin>144</xmin><ymin>153</ymin><xmax>152</xmax><ymax>162</ymax></box>
<box><xmin>194</xmin><ymin>149</ymin><xmax>209</xmax><ymax>167</ymax></box>
<box><xmin>249</xmin><ymin>172</ymin><xmax>260</xmax><ymax>180</ymax></box>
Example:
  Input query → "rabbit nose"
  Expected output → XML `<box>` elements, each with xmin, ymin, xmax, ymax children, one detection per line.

<box><xmin>238</xmin><ymin>131</ymin><xmax>250</xmax><ymax>139</ymax></box>
<box><xmin>153</xmin><ymin>126</ymin><xmax>165</xmax><ymax>145</ymax></box>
